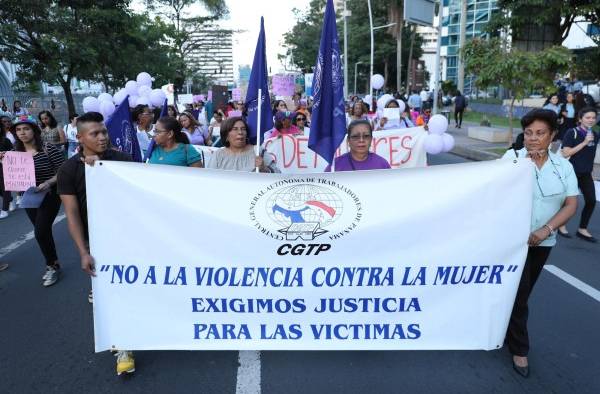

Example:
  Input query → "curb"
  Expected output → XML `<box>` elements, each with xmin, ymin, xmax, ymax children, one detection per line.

<box><xmin>450</xmin><ymin>144</ymin><xmax>502</xmax><ymax>162</ymax></box>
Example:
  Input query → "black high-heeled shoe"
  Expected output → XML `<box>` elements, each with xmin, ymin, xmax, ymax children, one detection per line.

<box><xmin>558</xmin><ymin>229</ymin><xmax>572</xmax><ymax>238</ymax></box>
<box><xmin>512</xmin><ymin>359</ymin><xmax>530</xmax><ymax>378</ymax></box>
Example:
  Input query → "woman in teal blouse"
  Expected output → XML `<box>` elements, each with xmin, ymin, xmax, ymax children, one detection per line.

<box><xmin>149</xmin><ymin>117</ymin><xmax>203</xmax><ymax>168</ymax></box>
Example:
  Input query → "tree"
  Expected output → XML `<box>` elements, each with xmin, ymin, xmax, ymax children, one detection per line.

<box><xmin>282</xmin><ymin>0</ymin><xmax>424</xmax><ymax>94</ymax></box>
<box><xmin>145</xmin><ymin>0</ymin><xmax>228</xmax><ymax>98</ymax></box>
<box><xmin>0</xmin><ymin>1</ymin><xmax>178</xmax><ymax>115</ymax></box>
<box><xmin>488</xmin><ymin>0</ymin><xmax>600</xmax><ymax>66</ymax></box>
<box><xmin>463</xmin><ymin>38</ymin><xmax>572</xmax><ymax>143</ymax></box>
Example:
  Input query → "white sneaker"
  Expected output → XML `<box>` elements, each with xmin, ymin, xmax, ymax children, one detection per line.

<box><xmin>9</xmin><ymin>201</ymin><xmax>16</xmax><ymax>211</ymax></box>
<box><xmin>0</xmin><ymin>210</ymin><xmax>8</xmax><ymax>219</ymax></box>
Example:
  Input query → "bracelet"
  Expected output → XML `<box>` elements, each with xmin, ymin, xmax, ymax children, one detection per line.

<box><xmin>543</xmin><ymin>224</ymin><xmax>554</xmax><ymax>235</ymax></box>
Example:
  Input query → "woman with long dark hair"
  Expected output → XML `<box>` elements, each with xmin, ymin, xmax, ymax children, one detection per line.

<box><xmin>559</xmin><ymin>107</ymin><xmax>599</xmax><ymax>242</ymax></box>
<box><xmin>39</xmin><ymin>110</ymin><xmax>66</xmax><ymax>152</ymax></box>
<box><xmin>13</xmin><ymin>100</ymin><xmax>28</xmax><ymax>116</ymax></box>
<box><xmin>179</xmin><ymin>111</ymin><xmax>211</xmax><ymax>146</ymax></box>
<box><xmin>148</xmin><ymin>116</ymin><xmax>203</xmax><ymax>167</ymax></box>
<box><xmin>0</xmin><ymin>119</ymin><xmax>14</xmax><ymax>219</ymax></box>
<box><xmin>6</xmin><ymin>115</ymin><xmax>65</xmax><ymax>286</ymax></box>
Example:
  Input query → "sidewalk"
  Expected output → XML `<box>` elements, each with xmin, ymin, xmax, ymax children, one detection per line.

<box><xmin>447</xmin><ymin>121</ymin><xmax>600</xmax><ymax>180</ymax></box>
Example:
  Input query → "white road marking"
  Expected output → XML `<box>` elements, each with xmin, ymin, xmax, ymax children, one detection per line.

<box><xmin>545</xmin><ymin>265</ymin><xmax>600</xmax><ymax>303</ymax></box>
<box><xmin>0</xmin><ymin>214</ymin><xmax>66</xmax><ymax>259</ymax></box>
<box><xmin>235</xmin><ymin>350</ymin><xmax>261</xmax><ymax>394</ymax></box>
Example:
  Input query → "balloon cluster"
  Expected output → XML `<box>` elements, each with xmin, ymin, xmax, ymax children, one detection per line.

<box><xmin>81</xmin><ymin>72</ymin><xmax>167</xmax><ymax>121</ymax></box>
<box><xmin>424</xmin><ymin>114</ymin><xmax>455</xmax><ymax>155</ymax></box>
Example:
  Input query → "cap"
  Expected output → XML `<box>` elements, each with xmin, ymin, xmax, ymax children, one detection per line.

<box><xmin>11</xmin><ymin>114</ymin><xmax>38</xmax><ymax>131</ymax></box>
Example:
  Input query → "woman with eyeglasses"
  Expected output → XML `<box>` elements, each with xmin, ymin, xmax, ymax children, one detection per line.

<box><xmin>148</xmin><ymin>116</ymin><xmax>203</xmax><ymax>168</ymax></box>
<box><xmin>502</xmin><ymin>108</ymin><xmax>578</xmax><ymax>378</ymax></box>
<box><xmin>292</xmin><ymin>112</ymin><xmax>308</xmax><ymax>134</ymax></box>
<box><xmin>133</xmin><ymin>104</ymin><xmax>155</xmax><ymax>158</ymax></box>
<box><xmin>325</xmin><ymin>120</ymin><xmax>390</xmax><ymax>172</ymax></box>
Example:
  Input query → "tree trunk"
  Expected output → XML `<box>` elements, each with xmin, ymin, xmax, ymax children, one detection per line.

<box><xmin>405</xmin><ymin>26</ymin><xmax>415</xmax><ymax>93</ymax></box>
<box><xmin>508</xmin><ymin>96</ymin><xmax>516</xmax><ymax>146</ymax></box>
<box><xmin>60</xmin><ymin>77</ymin><xmax>75</xmax><ymax>117</ymax></box>
<box><xmin>384</xmin><ymin>59</ymin><xmax>389</xmax><ymax>91</ymax></box>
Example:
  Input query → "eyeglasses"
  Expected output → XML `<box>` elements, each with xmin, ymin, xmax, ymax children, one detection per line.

<box><xmin>296</xmin><ymin>117</ymin><xmax>306</xmax><ymax>121</ymax></box>
<box><xmin>349</xmin><ymin>133</ymin><xmax>372</xmax><ymax>141</ymax></box>
<box><xmin>524</xmin><ymin>129</ymin><xmax>551</xmax><ymax>138</ymax></box>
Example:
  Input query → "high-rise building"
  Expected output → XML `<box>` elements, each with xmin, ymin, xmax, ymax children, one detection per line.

<box><xmin>440</xmin><ymin>0</ymin><xmax>499</xmax><ymax>92</ymax></box>
<box><xmin>188</xmin><ymin>28</ymin><xmax>234</xmax><ymax>85</ymax></box>
<box><xmin>416</xmin><ymin>16</ymin><xmax>440</xmax><ymax>89</ymax></box>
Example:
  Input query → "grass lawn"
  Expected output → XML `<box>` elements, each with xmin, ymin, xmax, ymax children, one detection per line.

<box><xmin>462</xmin><ymin>110</ymin><xmax>520</xmax><ymax>129</ymax></box>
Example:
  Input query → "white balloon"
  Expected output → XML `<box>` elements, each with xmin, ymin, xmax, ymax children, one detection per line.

<box><xmin>149</xmin><ymin>89</ymin><xmax>166</xmax><ymax>107</ymax></box>
<box><xmin>128</xmin><ymin>95</ymin><xmax>139</xmax><ymax>108</ymax></box>
<box><xmin>442</xmin><ymin>133</ymin><xmax>455</xmax><ymax>152</ymax></box>
<box><xmin>424</xmin><ymin>133</ymin><xmax>444</xmax><ymax>155</ymax></box>
<box><xmin>97</xmin><ymin>93</ymin><xmax>113</xmax><ymax>103</ymax></box>
<box><xmin>371</xmin><ymin>74</ymin><xmax>385</xmax><ymax>90</ymax></box>
<box><xmin>138</xmin><ymin>85</ymin><xmax>152</xmax><ymax>98</ymax></box>
<box><xmin>428</xmin><ymin>114</ymin><xmax>449</xmax><ymax>135</ymax></box>
<box><xmin>376</xmin><ymin>94</ymin><xmax>394</xmax><ymax>112</ymax></box>
<box><xmin>82</xmin><ymin>96</ymin><xmax>100</xmax><ymax>113</ymax></box>
<box><xmin>136</xmin><ymin>96</ymin><xmax>150</xmax><ymax>107</ymax></box>
<box><xmin>136</xmin><ymin>72</ymin><xmax>153</xmax><ymax>87</ymax></box>
<box><xmin>99</xmin><ymin>100</ymin><xmax>115</xmax><ymax>120</ymax></box>
<box><xmin>113</xmin><ymin>89</ymin><xmax>128</xmax><ymax>105</ymax></box>
<box><xmin>125</xmin><ymin>80</ymin><xmax>138</xmax><ymax>95</ymax></box>
<box><xmin>396</xmin><ymin>100</ymin><xmax>406</xmax><ymax>113</ymax></box>
<box><xmin>363</xmin><ymin>95</ymin><xmax>372</xmax><ymax>107</ymax></box>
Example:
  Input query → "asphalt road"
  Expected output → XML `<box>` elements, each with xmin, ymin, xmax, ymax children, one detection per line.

<box><xmin>1</xmin><ymin>152</ymin><xmax>599</xmax><ymax>393</ymax></box>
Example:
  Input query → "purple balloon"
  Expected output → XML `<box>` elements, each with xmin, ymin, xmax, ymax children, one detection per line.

<box><xmin>424</xmin><ymin>133</ymin><xmax>444</xmax><ymax>155</ymax></box>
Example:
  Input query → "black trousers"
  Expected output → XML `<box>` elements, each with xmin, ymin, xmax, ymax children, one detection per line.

<box><xmin>25</xmin><ymin>192</ymin><xmax>61</xmax><ymax>266</ymax></box>
<box><xmin>576</xmin><ymin>173</ymin><xmax>596</xmax><ymax>229</ymax></box>
<box><xmin>506</xmin><ymin>246</ymin><xmax>552</xmax><ymax>357</ymax></box>
<box><xmin>454</xmin><ymin>108</ymin><xmax>464</xmax><ymax>126</ymax></box>
<box><xmin>0</xmin><ymin>166</ymin><xmax>11</xmax><ymax>211</ymax></box>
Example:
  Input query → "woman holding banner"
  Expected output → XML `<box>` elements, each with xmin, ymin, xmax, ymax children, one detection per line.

<box><xmin>502</xmin><ymin>109</ymin><xmax>578</xmax><ymax>377</ymax></box>
<box><xmin>7</xmin><ymin>115</ymin><xmax>65</xmax><ymax>286</ymax></box>
<box><xmin>325</xmin><ymin>120</ymin><xmax>390</xmax><ymax>172</ymax></box>
<box><xmin>207</xmin><ymin>117</ymin><xmax>279</xmax><ymax>173</ymax></box>
<box><xmin>148</xmin><ymin>117</ymin><xmax>203</xmax><ymax>168</ymax></box>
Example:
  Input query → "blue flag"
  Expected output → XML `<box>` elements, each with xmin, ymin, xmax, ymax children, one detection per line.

<box><xmin>308</xmin><ymin>0</ymin><xmax>346</xmax><ymax>164</ymax></box>
<box><xmin>143</xmin><ymin>98</ymin><xmax>168</xmax><ymax>162</ymax></box>
<box><xmin>245</xmin><ymin>17</ymin><xmax>272</xmax><ymax>144</ymax></box>
<box><xmin>106</xmin><ymin>95</ymin><xmax>142</xmax><ymax>162</ymax></box>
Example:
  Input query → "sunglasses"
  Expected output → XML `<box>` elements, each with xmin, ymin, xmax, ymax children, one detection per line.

<box><xmin>296</xmin><ymin>117</ymin><xmax>306</xmax><ymax>121</ymax></box>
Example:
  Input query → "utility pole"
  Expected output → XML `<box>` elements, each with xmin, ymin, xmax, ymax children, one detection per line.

<box><xmin>432</xmin><ymin>4</ymin><xmax>442</xmax><ymax>114</ymax></box>
<box><xmin>396</xmin><ymin>1</ymin><xmax>404</xmax><ymax>94</ymax></box>
<box><xmin>343</xmin><ymin>1</ymin><xmax>350</xmax><ymax>99</ymax></box>
<box><xmin>457</xmin><ymin>0</ymin><xmax>467</xmax><ymax>93</ymax></box>
<box><xmin>368</xmin><ymin>0</ymin><xmax>374</xmax><ymax>99</ymax></box>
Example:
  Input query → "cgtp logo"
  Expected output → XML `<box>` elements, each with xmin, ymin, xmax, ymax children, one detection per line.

<box><xmin>249</xmin><ymin>179</ymin><xmax>362</xmax><ymax>243</ymax></box>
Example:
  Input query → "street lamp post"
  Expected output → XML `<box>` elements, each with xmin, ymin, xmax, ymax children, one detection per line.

<box><xmin>343</xmin><ymin>1</ymin><xmax>351</xmax><ymax>99</ymax></box>
<box><xmin>367</xmin><ymin>0</ymin><xmax>396</xmax><ymax>99</ymax></box>
<box><xmin>354</xmin><ymin>61</ymin><xmax>363</xmax><ymax>95</ymax></box>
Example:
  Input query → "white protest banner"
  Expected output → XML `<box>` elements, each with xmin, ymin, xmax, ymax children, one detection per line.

<box><xmin>178</xmin><ymin>94</ymin><xmax>193</xmax><ymax>105</ymax></box>
<box><xmin>263</xmin><ymin>127</ymin><xmax>427</xmax><ymax>173</ymax></box>
<box><xmin>88</xmin><ymin>159</ymin><xmax>532</xmax><ymax>351</ymax></box>
<box><xmin>2</xmin><ymin>151</ymin><xmax>36</xmax><ymax>191</ymax></box>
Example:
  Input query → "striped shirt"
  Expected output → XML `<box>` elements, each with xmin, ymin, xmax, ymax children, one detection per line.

<box><xmin>31</xmin><ymin>143</ymin><xmax>65</xmax><ymax>186</ymax></box>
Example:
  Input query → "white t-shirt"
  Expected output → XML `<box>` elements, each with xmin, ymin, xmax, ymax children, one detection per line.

<box><xmin>64</xmin><ymin>124</ymin><xmax>78</xmax><ymax>142</ymax></box>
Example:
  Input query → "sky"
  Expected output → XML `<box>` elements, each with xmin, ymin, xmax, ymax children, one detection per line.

<box><xmin>132</xmin><ymin>0</ymin><xmax>312</xmax><ymax>77</ymax></box>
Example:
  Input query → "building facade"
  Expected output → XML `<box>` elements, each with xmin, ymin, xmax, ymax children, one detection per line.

<box><xmin>440</xmin><ymin>0</ymin><xmax>499</xmax><ymax>93</ymax></box>
<box><xmin>187</xmin><ymin>28</ymin><xmax>234</xmax><ymax>85</ymax></box>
